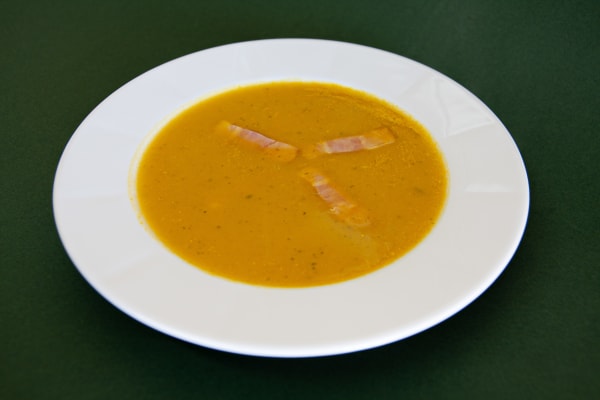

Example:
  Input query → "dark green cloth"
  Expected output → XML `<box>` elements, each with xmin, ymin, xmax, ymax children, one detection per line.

<box><xmin>2</xmin><ymin>1</ymin><xmax>598</xmax><ymax>399</ymax></box>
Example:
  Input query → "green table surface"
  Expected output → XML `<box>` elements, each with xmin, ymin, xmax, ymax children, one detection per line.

<box><xmin>2</xmin><ymin>1</ymin><xmax>598</xmax><ymax>399</ymax></box>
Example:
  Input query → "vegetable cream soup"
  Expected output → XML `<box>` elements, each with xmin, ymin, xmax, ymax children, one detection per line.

<box><xmin>132</xmin><ymin>82</ymin><xmax>447</xmax><ymax>287</ymax></box>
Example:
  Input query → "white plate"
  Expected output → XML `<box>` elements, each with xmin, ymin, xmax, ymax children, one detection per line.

<box><xmin>53</xmin><ymin>39</ymin><xmax>529</xmax><ymax>357</ymax></box>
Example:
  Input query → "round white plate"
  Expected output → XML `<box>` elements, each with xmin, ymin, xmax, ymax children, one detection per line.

<box><xmin>53</xmin><ymin>39</ymin><xmax>529</xmax><ymax>357</ymax></box>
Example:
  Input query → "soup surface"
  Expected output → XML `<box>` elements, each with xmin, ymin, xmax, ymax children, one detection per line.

<box><xmin>132</xmin><ymin>81</ymin><xmax>447</xmax><ymax>287</ymax></box>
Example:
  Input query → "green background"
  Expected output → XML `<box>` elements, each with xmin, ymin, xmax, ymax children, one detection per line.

<box><xmin>2</xmin><ymin>1</ymin><xmax>598</xmax><ymax>399</ymax></box>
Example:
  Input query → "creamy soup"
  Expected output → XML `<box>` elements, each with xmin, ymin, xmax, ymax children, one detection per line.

<box><xmin>132</xmin><ymin>81</ymin><xmax>447</xmax><ymax>287</ymax></box>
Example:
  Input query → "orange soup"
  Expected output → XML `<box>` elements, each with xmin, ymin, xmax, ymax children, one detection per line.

<box><xmin>132</xmin><ymin>82</ymin><xmax>447</xmax><ymax>287</ymax></box>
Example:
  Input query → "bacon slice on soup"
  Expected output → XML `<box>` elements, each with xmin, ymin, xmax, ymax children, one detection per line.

<box><xmin>217</xmin><ymin>121</ymin><xmax>298</xmax><ymax>162</ymax></box>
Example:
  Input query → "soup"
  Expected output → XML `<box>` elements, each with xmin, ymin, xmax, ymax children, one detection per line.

<box><xmin>132</xmin><ymin>81</ymin><xmax>447</xmax><ymax>287</ymax></box>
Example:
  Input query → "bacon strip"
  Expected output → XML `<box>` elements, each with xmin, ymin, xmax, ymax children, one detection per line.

<box><xmin>217</xmin><ymin>121</ymin><xmax>298</xmax><ymax>162</ymax></box>
<box><xmin>303</xmin><ymin>127</ymin><xmax>394</xmax><ymax>158</ymax></box>
<box><xmin>299</xmin><ymin>167</ymin><xmax>370</xmax><ymax>228</ymax></box>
